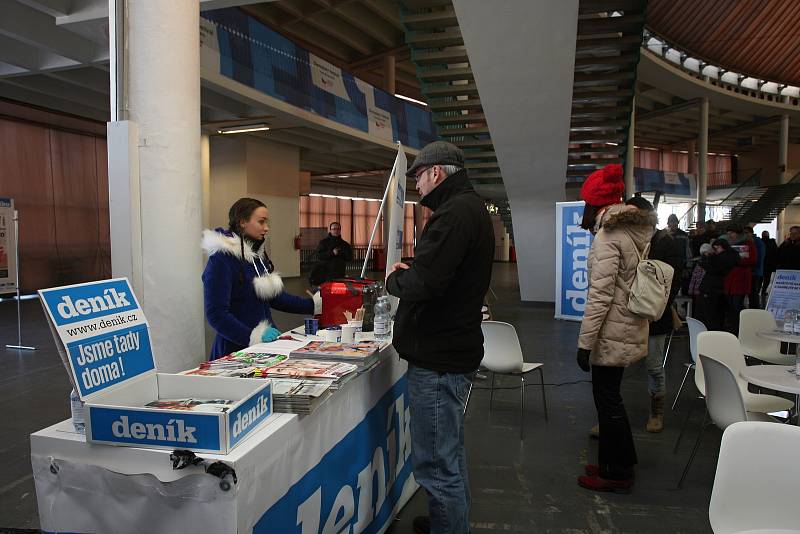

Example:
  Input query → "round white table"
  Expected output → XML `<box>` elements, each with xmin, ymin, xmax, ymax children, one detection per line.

<box><xmin>757</xmin><ymin>329</ymin><xmax>800</xmax><ymax>346</ymax></box>
<box><xmin>740</xmin><ymin>365</ymin><xmax>800</xmax><ymax>395</ymax></box>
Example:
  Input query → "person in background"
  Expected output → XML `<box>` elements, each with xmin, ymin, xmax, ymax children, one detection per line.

<box><xmin>627</xmin><ymin>198</ymin><xmax>683</xmax><ymax>434</ymax></box>
<box><xmin>722</xmin><ymin>225</ymin><xmax>756</xmax><ymax>333</ymax></box>
<box><xmin>744</xmin><ymin>226</ymin><xmax>765</xmax><ymax>309</ymax></box>
<box><xmin>691</xmin><ymin>219</ymin><xmax>720</xmax><ymax>257</ymax></box>
<box><xmin>698</xmin><ymin>239</ymin><xmax>738</xmax><ymax>331</ymax></box>
<box><xmin>386</xmin><ymin>141</ymin><xmax>495</xmax><ymax>534</ymax></box>
<box><xmin>312</xmin><ymin>221</ymin><xmax>353</xmax><ymax>285</ymax></box>
<box><xmin>777</xmin><ymin>226</ymin><xmax>800</xmax><ymax>270</ymax></box>
<box><xmin>202</xmin><ymin>198</ymin><xmax>319</xmax><ymax>360</ymax></box>
<box><xmin>761</xmin><ymin>230</ymin><xmax>778</xmax><ymax>296</ymax></box>
<box><xmin>576</xmin><ymin>165</ymin><xmax>654</xmax><ymax>493</ymax></box>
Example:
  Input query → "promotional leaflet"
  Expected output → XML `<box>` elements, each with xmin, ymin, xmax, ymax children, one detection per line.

<box><xmin>38</xmin><ymin>278</ymin><xmax>273</xmax><ymax>453</ymax></box>
<box><xmin>765</xmin><ymin>270</ymin><xmax>800</xmax><ymax>323</ymax></box>
<box><xmin>555</xmin><ymin>201</ymin><xmax>594</xmax><ymax>321</ymax></box>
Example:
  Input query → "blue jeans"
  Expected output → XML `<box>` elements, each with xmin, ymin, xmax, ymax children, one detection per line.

<box><xmin>407</xmin><ymin>364</ymin><xmax>474</xmax><ymax>534</ymax></box>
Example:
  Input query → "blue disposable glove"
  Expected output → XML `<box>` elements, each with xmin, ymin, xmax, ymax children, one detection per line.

<box><xmin>261</xmin><ymin>326</ymin><xmax>281</xmax><ymax>343</ymax></box>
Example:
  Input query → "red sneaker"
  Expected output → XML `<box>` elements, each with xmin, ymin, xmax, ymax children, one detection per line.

<box><xmin>584</xmin><ymin>464</ymin><xmax>600</xmax><ymax>476</ymax></box>
<box><xmin>577</xmin><ymin>474</ymin><xmax>633</xmax><ymax>494</ymax></box>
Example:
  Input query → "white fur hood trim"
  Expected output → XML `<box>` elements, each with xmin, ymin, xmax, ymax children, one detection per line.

<box><xmin>253</xmin><ymin>271</ymin><xmax>284</xmax><ymax>300</ymax></box>
<box><xmin>201</xmin><ymin>228</ymin><xmax>266</xmax><ymax>262</ymax></box>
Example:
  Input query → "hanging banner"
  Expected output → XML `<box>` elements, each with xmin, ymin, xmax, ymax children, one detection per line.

<box><xmin>765</xmin><ymin>270</ymin><xmax>800</xmax><ymax>323</ymax></box>
<box><xmin>0</xmin><ymin>198</ymin><xmax>17</xmax><ymax>294</ymax></box>
<box><xmin>385</xmin><ymin>143</ymin><xmax>407</xmax><ymax>280</ymax></box>
<box><xmin>356</xmin><ymin>79</ymin><xmax>394</xmax><ymax>142</ymax></box>
<box><xmin>310</xmin><ymin>54</ymin><xmax>350</xmax><ymax>101</ymax></box>
<box><xmin>555</xmin><ymin>201</ymin><xmax>593</xmax><ymax>321</ymax></box>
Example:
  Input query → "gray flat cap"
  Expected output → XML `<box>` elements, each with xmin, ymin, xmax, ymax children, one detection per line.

<box><xmin>406</xmin><ymin>141</ymin><xmax>464</xmax><ymax>177</ymax></box>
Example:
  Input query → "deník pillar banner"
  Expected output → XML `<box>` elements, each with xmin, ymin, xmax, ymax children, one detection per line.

<box><xmin>555</xmin><ymin>201</ymin><xmax>593</xmax><ymax>321</ymax></box>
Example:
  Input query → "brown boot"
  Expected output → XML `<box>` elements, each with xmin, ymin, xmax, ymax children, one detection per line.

<box><xmin>646</xmin><ymin>393</ymin><xmax>665</xmax><ymax>433</ymax></box>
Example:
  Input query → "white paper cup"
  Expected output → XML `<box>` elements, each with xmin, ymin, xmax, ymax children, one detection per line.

<box><xmin>322</xmin><ymin>328</ymin><xmax>341</xmax><ymax>342</ymax></box>
<box><xmin>341</xmin><ymin>324</ymin><xmax>356</xmax><ymax>343</ymax></box>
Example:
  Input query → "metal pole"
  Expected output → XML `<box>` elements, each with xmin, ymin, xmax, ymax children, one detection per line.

<box><xmin>361</xmin><ymin>144</ymin><xmax>400</xmax><ymax>278</ymax></box>
<box><xmin>6</xmin><ymin>210</ymin><xmax>35</xmax><ymax>351</ymax></box>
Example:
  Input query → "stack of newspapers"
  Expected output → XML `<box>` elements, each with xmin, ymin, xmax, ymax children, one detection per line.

<box><xmin>270</xmin><ymin>379</ymin><xmax>333</xmax><ymax>415</ymax></box>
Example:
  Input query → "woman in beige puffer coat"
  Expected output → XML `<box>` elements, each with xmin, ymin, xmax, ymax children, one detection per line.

<box><xmin>574</xmin><ymin>165</ymin><xmax>656</xmax><ymax>494</ymax></box>
<box><xmin>578</xmin><ymin>204</ymin><xmax>657</xmax><ymax>365</ymax></box>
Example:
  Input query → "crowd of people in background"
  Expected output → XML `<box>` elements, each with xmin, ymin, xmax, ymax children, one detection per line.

<box><xmin>688</xmin><ymin>219</ymin><xmax>800</xmax><ymax>334</ymax></box>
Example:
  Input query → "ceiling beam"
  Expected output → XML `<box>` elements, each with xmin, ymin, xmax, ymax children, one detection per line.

<box><xmin>637</xmin><ymin>98</ymin><xmax>700</xmax><ymax>122</ymax></box>
<box><xmin>0</xmin><ymin>0</ymin><xmax>100</xmax><ymax>64</ymax></box>
<box><xmin>46</xmin><ymin>66</ymin><xmax>109</xmax><ymax>94</ymax></box>
<box><xmin>330</xmin><ymin>2</ymin><xmax>399</xmax><ymax>49</ymax></box>
<box><xmin>0</xmin><ymin>73</ymin><xmax>108</xmax><ymax>110</ymax></box>
<box><xmin>360</xmin><ymin>0</ymin><xmax>404</xmax><ymax>32</ymax></box>
<box><xmin>297</xmin><ymin>12</ymin><xmax>377</xmax><ymax>56</ymax></box>
<box><xmin>15</xmin><ymin>0</ymin><xmax>70</xmax><ymax>17</ymax></box>
<box><xmin>0</xmin><ymin>80</ymin><xmax>107</xmax><ymax>120</ymax></box>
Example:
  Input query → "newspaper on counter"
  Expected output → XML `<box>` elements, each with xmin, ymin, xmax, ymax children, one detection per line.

<box><xmin>271</xmin><ymin>378</ymin><xmax>333</xmax><ymax>415</ymax></box>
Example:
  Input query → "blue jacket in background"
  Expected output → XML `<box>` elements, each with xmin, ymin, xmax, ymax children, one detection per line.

<box><xmin>202</xmin><ymin>228</ymin><xmax>312</xmax><ymax>360</ymax></box>
<box><xmin>752</xmin><ymin>236</ymin><xmax>766</xmax><ymax>277</ymax></box>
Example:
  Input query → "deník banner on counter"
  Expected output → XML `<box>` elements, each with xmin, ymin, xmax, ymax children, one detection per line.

<box><xmin>555</xmin><ymin>202</ymin><xmax>593</xmax><ymax>321</ymax></box>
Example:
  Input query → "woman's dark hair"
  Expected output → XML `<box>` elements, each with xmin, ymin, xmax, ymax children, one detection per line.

<box><xmin>581</xmin><ymin>204</ymin><xmax>601</xmax><ymax>230</ymax></box>
<box><xmin>624</xmin><ymin>196</ymin><xmax>654</xmax><ymax>211</ymax></box>
<box><xmin>228</xmin><ymin>197</ymin><xmax>266</xmax><ymax>235</ymax></box>
<box><xmin>712</xmin><ymin>238</ymin><xmax>731</xmax><ymax>250</ymax></box>
<box><xmin>227</xmin><ymin>198</ymin><xmax>267</xmax><ymax>282</ymax></box>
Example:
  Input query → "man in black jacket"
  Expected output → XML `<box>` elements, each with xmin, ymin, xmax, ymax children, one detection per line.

<box><xmin>761</xmin><ymin>230</ymin><xmax>778</xmax><ymax>295</ymax></box>
<box><xmin>312</xmin><ymin>222</ymin><xmax>353</xmax><ymax>284</ymax></box>
<box><xmin>386</xmin><ymin>141</ymin><xmax>494</xmax><ymax>534</ymax></box>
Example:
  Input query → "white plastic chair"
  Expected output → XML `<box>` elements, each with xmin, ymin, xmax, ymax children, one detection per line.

<box><xmin>674</xmin><ymin>330</ymin><xmax>793</xmax><ymax>454</ymax></box>
<box><xmin>710</xmin><ymin>421</ymin><xmax>800</xmax><ymax>534</ymax></box>
<box><xmin>739</xmin><ymin>309</ymin><xmax>794</xmax><ymax>365</ymax></box>
<box><xmin>678</xmin><ymin>354</ymin><xmax>778</xmax><ymax>488</ymax></box>
<box><xmin>480</xmin><ymin>321</ymin><xmax>548</xmax><ymax>439</ymax></box>
<box><xmin>697</xmin><ymin>331</ymin><xmax>794</xmax><ymax>414</ymax></box>
<box><xmin>672</xmin><ymin>317</ymin><xmax>706</xmax><ymax>411</ymax></box>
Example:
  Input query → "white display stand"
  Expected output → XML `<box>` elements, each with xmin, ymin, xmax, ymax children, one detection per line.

<box><xmin>31</xmin><ymin>344</ymin><xmax>416</xmax><ymax>534</ymax></box>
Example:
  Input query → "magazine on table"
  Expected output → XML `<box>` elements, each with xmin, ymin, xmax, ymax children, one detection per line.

<box><xmin>144</xmin><ymin>398</ymin><xmax>236</xmax><ymax>413</ymax></box>
<box><xmin>262</xmin><ymin>359</ymin><xmax>357</xmax><ymax>380</ymax></box>
<box><xmin>290</xmin><ymin>341</ymin><xmax>383</xmax><ymax>360</ymax></box>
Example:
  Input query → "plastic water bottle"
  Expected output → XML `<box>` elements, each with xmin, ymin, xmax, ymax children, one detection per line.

<box><xmin>69</xmin><ymin>389</ymin><xmax>86</xmax><ymax>434</ymax></box>
<box><xmin>374</xmin><ymin>296</ymin><xmax>392</xmax><ymax>341</ymax></box>
<box><xmin>792</xmin><ymin>310</ymin><xmax>800</xmax><ymax>335</ymax></box>
<box><xmin>784</xmin><ymin>310</ymin><xmax>795</xmax><ymax>333</ymax></box>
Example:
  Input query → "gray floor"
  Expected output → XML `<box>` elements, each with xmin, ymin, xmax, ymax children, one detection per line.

<box><xmin>0</xmin><ymin>264</ymin><xmax>716</xmax><ymax>532</ymax></box>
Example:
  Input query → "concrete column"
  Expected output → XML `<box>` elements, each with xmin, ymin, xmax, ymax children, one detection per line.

<box><xmin>126</xmin><ymin>0</ymin><xmax>203</xmax><ymax>372</ymax></box>
<box><xmin>453</xmin><ymin>0</ymin><xmax>578</xmax><ymax>302</ymax></box>
<box><xmin>201</xmin><ymin>133</ymin><xmax>211</xmax><ymax>230</ymax></box>
<box><xmin>780</xmin><ymin>114</ymin><xmax>790</xmax><ymax>183</ymax></box>
<box><xmin>383</xmin><ymin>54</ymin><xmax>396</xmax><ymax>95</ymax></box>
<box><xmin>697</xmin><ymin>97</ymin><xmax>709</xmax><ymax>223</ymax></box>
<box><xmin>624</xmin><ymin>95</ymin><xmax>636</xmax><ymax>198</ymax></box>
<box><xmin>687</xmin><ymin>139</ymin><xmax>697</xmax><ymax>176</ymax></box>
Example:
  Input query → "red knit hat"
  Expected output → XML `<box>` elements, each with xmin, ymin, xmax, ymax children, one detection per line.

<box><xmin>580</xmin><ymin>164</ymin><xmax>624</xmax><ymax>207</ymax></box>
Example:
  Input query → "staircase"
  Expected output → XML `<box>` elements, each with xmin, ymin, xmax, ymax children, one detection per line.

<box><xmin>728</xmin><ymin>175</ymin><xmax>800</xmax><ymax>225</ymax></box>
<box><xmin>567</xmin><ymin>0</ymin><xmax>648</xmax><ymax>183</ymax></box>
<box><xmin>401</xmin><ymin>0</ymin><xmax>512</xmax><ymax>236</ymax></box>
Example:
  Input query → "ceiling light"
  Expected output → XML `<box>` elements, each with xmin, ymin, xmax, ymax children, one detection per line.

<box><xmin>394</xmin><ymin>93</ymin><xmax>427</xmax><ymax>107</ymax></box>
<box><xmin>217</xmin><ymin>124</ymin><xmax>270</xmax><ymax>134</ymax></box>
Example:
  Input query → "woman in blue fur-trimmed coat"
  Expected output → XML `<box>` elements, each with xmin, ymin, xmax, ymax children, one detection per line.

<box><xmin>202</xmin><ymin>198</ymin><xmax>319</xmax><ymax>360</ymax></box>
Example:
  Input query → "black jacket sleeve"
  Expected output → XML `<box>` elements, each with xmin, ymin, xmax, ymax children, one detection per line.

<box><xmin>386</xmin><ymin>211</ymin><xmax>469</xmax><ymax>302</ymax></box>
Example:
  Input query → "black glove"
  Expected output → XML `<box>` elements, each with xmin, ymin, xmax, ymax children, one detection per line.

<box><xmin>577</xmin><ymin>348</ymin><xmax>591</xmax><ymax>372</ymax></box>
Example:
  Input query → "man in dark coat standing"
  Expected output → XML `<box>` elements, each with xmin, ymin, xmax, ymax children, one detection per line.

<box><xmin>312</xmin><ymin>222</ymin><xmax>353</xmax><ymax>284</ymax></box>
<box><xmin>386</xmin><ymin>141</ymin><xmax>495</xmax><ymax>534</ymax></box>
<box><xmin>762</xmin><ymin>230</ymin><xmax>778</xmax><ymax>295</ymax></box>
